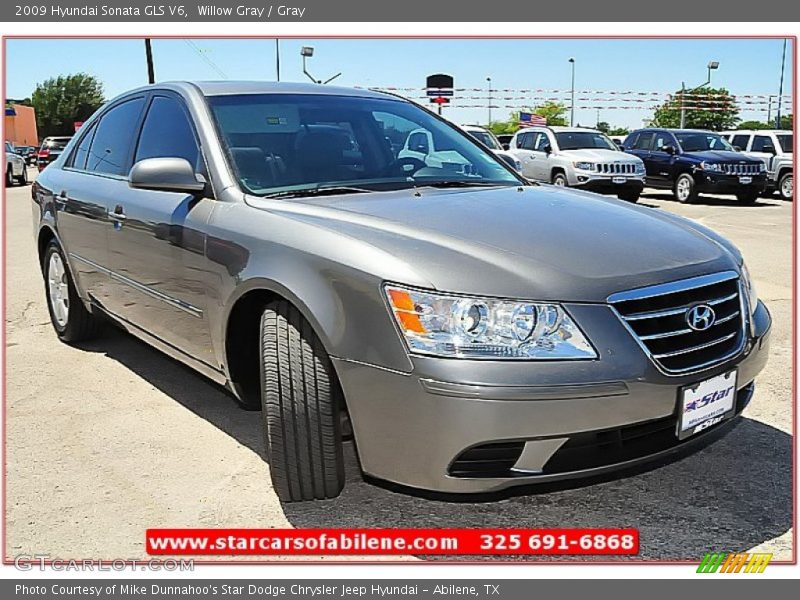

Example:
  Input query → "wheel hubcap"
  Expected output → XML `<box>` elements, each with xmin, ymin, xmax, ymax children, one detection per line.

<box><xmin>47</xmin><ymin>253</ymin><xmax>69</xmax><ymax>328</ymax></box>
<box><xmin>782</xmin><ymin>176</ymin><xmax>793</xmax><ymax>198</ymax></box>
<box><xmin>554</xmin><ymin>177</ymin><xmax>565</xmax><ymax>186</ymax></box>
<box><xmin>677</xmin><ymin>179</ymin><xmax>690</xmax><ymax>200</ymax></box>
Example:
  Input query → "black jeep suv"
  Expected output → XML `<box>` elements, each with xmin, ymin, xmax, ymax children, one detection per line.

<box><xmin>622</xmin><ymin>128</ymin><xmax>767</xmax><ymax>203</ymax></box>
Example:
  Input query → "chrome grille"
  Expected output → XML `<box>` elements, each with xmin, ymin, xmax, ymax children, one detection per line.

<box><xmin>597</xmin><ymin>163</ymin><xmax>636</xmax><ymax>174</ymax></box>
<box><xmin>722</xmin><ymin>163</ymin><xmax>760</xmax><ymax>176</ymax></box>
<box><xmin>608</xmin><ymin>272</ymin><xmax>745</xmax><ymax>374</ymax></box>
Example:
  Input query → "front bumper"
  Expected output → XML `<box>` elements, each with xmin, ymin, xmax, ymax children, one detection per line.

<box><xmin>694</xmin><ymin>171</ymin><xmax>767</xmax><ymax>194</ymax></box>
<box><xmin>571</xmin><ymin>172</ymin><xmax>645</xmax><ymax>195</ymax></box>
<box><xmin>334</xmin><ymin>300</ymin><xmax>771</xmax><ymax>494</ymax></box>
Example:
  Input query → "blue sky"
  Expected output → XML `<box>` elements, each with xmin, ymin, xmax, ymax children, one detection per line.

<box><xmin>5</xmin><ymin>38</ymin><xmax>794</xmax><ymax>129</ymax></box>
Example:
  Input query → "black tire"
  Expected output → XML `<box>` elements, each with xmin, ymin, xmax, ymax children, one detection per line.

<box><xmin>15</xmin><ymin>166</ymin><xmax>28</xmax><ymax>186</ymax></box>
<box><xmin>5</xmin><ymin>166</ymin><xmax>13</xmax><ymax>187</ymax></box>
<box><xmin>778</xmin><ymin>172</ymin><xmax>793</xmax><ymax>201</ymax></box>
<box><xmin>43</xmin><ymin>240</ymin><xmax>101</xmax><ymax>343</ymax></box>
<box><xmin>617</xmin><ymin>190</ymin><xmax>641</xmax><ymax>203</ymax></box>
<box><xmin>259</xmin><ymin>300</ymin><xmax>345</xmax><ymax>502</ymax></box>
<box><xmin>552</xmin><ymin>171</ymin><xmax>568</xmax><ymax>187</ymax></box>
<box><xmin>673</xmin><ymin>173</ymin><xmax>697</xmax><ymax>203</ymax></box>
<box><xmin>736</xmin><ymin>189</ymin><xmax>759</xmax><ymax>205</ymax></box>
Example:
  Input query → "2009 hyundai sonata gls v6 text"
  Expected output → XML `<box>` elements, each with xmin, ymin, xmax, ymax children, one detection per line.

<box><xmin>33</xmin><ymin>82</ymin><xmax>771</xmax><ymax>501</ymax></box>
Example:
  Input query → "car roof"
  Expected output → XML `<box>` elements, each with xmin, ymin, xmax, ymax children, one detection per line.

<box><xmin>162</xmin><ymin>80</ymin><xmax>395</xmax><ymax>100</ymax></box>
<box><xmin>515</xmin><ymin>126</ymin><xmax>601</xmax><ymax>134</ymax></box>
<box><xmin>722</xmin><ymin>129</ymin><xmax>792</xmax><ymax>134</ymax></box>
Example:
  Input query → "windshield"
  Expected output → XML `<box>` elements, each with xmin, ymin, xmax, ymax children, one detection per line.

<box><xmin>207</xmin><ymin>93</ymin><xmax>520</xmax><ymax>196</ymax></box>
<box><xmin>467</xmin><ymin>129</ymin><xmax>501</xmax><ymax>150</ymax></box>
<box><xmin>777</xmin><ymin>134</ymin><xmax>793</xmax><ymax>153</ymax></box>
<box><xmin>555</xmin><ymin>131</ymin><xmax>618</xmax><ymax>151</ymax></box>
<box><xmin>675</xmin><ymin>132</ymin><xmax>734</xmax><ymax>152</ymax></box>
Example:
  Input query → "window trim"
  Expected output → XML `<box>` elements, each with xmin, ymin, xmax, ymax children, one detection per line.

<box><xmin>63</xmin><ymin>94</ymin><xmax>147</xmax><ymax>181</ymax></box>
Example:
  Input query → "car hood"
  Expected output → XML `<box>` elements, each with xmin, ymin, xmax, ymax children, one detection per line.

<box><xmin>561</xmin><ymin>148</ymin><xmax>641</xmax><ymax>163</ymax></box>
<box><xmin>681</xmin><ymin>150</ymin><xmax>762</xmax><ymax>163</ymax></box>
<box><xmin>247</xmin><ymin>185</ymin><xmax>739</xmax><ymax>302</ymax></box>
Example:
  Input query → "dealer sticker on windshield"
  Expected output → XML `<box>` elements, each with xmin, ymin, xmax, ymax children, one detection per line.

<box><xmin>677</xmin><ymin>370</ymin><xmax>737</xmax><ymax>440</ymax></box>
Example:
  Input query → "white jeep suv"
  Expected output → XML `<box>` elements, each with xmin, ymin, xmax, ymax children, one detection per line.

<box><xmin>509</xmin><ymin>126</ymin><xmax>645</xmax><ymax>202</ymax></box>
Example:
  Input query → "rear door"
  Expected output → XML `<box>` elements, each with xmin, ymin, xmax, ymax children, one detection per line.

<box><xmin>55</xmin><ymin>96</ymin><xmax>146</xmax><ymax>304</ymax></box>
<box><xmin>104</xmin><ymin>92</ymin><xmax>216</xmax><ymax>364</ymax></box>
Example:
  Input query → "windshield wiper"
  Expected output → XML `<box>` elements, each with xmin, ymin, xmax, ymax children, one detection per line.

<box><xmin>261</xmin><ymin>185</ymin><xmax>373</xmax><ymax>199</ymax></box>
<box><xmin>420</xmin><ymin>181</ymin><xmax>510</xmax><ymax>189</ymax></box>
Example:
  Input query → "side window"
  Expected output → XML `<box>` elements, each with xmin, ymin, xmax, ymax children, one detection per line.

<box><xmin>516</xmin><ymin>132</ymin><xmax>531</xmax><ymax>150</ymax></box>
<box><xmin>653</xmin><ymin>133</ymin><xmax>675</xmax><ymax>151</ymax></box>
<box><xmin>534</xmin><ymin>132</ymin><xmax>551</xmax><ymax>152</ymax></box>
<box><xmin>751</xmin><ymin>135</ymin><xmax>775</xmax><ymax>153</ymax></box>
<box><xmin>86</xmin><ymin>97</ymin><xmax>146</xmax><ymax>176</ymax></box>
<box><xmin>731</xmin><ymin>134</ymin><xmax>751</xmax><ymax>150</ymax></box>
<box><xmin>634</xmin><ymin>133</ymin><xmax>654</xmax><ymax>151</ymax></box>
<box><xmin>69</xmin><ymin>122</ymin><xmax>97</xmax><ymax>170</ymax></box>
<box><xmin>623</xmin><ymin>133</ymin><xmax>638</xmax><ymax>148</ymax></box>
<box><xmin>408</xmin><ymin>132</ymin><xmax>429</xmax><ymax>153</ymax></box>
<box><xmin>135</xmin><ymin>96</ymin><xmax>200</xmax><ymax>169</ymax></box>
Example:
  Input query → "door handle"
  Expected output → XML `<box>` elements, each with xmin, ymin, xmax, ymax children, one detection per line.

<box><xmin>55</xmin><ymin>191</ymin><xmax>68</xmax><ymax>206</ymax></box>
<box><xmin>108</xmin><ymin>206</ymin><xmax>127</xmax><ymax>221</ymax></box>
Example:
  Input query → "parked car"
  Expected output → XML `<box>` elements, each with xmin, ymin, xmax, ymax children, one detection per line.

<box><xmin>508</xmin><ymin>126</ymin><xmax>645</xmax><ymax>202</ymax></box>
<box><xmin>15</xmin><ymin>145</ymin><xmax>38</xmax><ymax>166</ymax></box>
<box><xmin>622</xmin><ymin>128</ymin><xmax>767</xmax><ymax>204</ymax></box>
<box><xmin>460</xmin><ymin>125</ymin><xmax>522</xmax><ymax>172</ymax></box>
<box><xmin>33</xmin><ymin>82</ymin><xmax>770</xmax><ymax>502</ymax></box>
<box><xmin>497</xmin><ymin>133</ymin><xmax>513</xmax><ymax>150</ymax></box>
<box><xmin>722</xmin><ymin>130</ymin><xmax>793</xmax><ymax>201</ymax></box>
<box><xmin>37</xmin><ymin>136</ymin><xmax>72</xmax><ymax>172</ymax></box>
<box><xmin>5</xmin><ymin>141</ymin><xmax>28</xmax><ymax>186</ymax></box>
<box><xmin>609</xmin><ymin>136</ymin><xmax>626</xmax><ymax>149</ymax></box>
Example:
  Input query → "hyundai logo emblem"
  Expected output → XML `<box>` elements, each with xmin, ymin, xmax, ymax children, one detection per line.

<box><xmin>686</xmin><ymin>304</ymin><xmax>716</xmax><ymax>331</ymax></box>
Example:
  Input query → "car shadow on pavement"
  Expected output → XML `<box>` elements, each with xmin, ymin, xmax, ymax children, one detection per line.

<box><xmin>641</xmin><ymin>191</ymin><xmax>785</xmax><ymax>208</ymax></box>
<box><xmin>79</xmin><ymin>327</ymin><xmax>791</xmax><ymax>561</ymax></box>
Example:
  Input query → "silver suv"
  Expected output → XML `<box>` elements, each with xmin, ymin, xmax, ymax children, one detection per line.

<box><xmin>33</xmin><ymin>82</ymin><xmax>770</xmax><ymax>501</ymax></box>
<box><xmin>723</xmin><ymin>130</ymin><xmax>793</xmax><ymax>200</ymax></box>
<box><xmin>509</xmin><ymin>126</ymin><xmax>646</xmax><ymax>202</ymax></box>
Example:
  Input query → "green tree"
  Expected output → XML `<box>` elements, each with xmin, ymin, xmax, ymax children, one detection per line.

<box><xmin>31</xmin><ymin>73</ymin><xmax>105</xmax><ymax>138</ymax></box>
<box><xmin>651</xmin><ymin>87</ymin><xmax>739</xmax><ymax>131</ymax></box>
<box><xmin>596</xmin><ymin>121</ymin><xmax>611</xmax><ymax>133</ymax></box>
<box><xmin>737</xmin><ymin>120</ymin><xmax>771</xmax><ymax>130</ymax></box>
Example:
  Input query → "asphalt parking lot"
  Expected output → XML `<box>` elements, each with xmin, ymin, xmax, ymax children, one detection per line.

<box><xmin>4</xmin><ymin>169</ymin><xmax>793</xmax><ymax>562</ymax></box>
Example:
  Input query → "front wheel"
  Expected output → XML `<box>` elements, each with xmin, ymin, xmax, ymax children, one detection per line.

<box><xmin>43</xmin><ymin>240</ymin><xmax>101</xmax><ymax>343</ymax></box>
<box><xmin>552</xmin><ymin>172</ymin><xmax>568</xmax><ymax>187</ymax></box>
<box><xmin>260</xmin><ymin>300</ymin><xmax>345</xmax><ymax>502</ymax></box>
<box><xmin>617</xmin><ymin>189</ymin><xmax>641</xmax><ymax>203</ymax></box>
<box><xmin>778</xmin><ymin>172</ymin><xmax>793</xmax><ymax>201</ymax></box>
<box><xmin>674</xmin><ymin>173</ymin><xmax>697</xmax><ymax>203</ymax></box>
<box><xmin>15</xmin><ymin>166</ymin><xmax>28</xmax><ymax>186</ymax></box>
<box><xmin>5</xmin><ymin>166</ymin><xmax>13</xmax><ymax>187</ymax></box>
<box><xmin>736</xmin><ymin>189</ymin><xmax>760</xmax><ymax>205</ymax></box>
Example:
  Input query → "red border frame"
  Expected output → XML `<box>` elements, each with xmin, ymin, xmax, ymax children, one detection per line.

<box><xmin>1</xmin><ymin>34</ymin><xmax>796</xmax><ymax>567</ymax></box>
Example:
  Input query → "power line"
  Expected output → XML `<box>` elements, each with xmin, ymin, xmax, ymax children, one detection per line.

<box><xmin>183</xmin><ymin>40</ymin><xmax>228</xmax><ymax>79</ymax></box>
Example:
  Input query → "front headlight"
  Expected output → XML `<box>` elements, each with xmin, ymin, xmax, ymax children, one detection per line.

<box><xmin>741</xmin><ymin>263</ymin><xmax>758</xmax><ymax>315</ymax></box>
<box><xmin>700</xmin><ymin>161</ymin><xmax>723</xmax><ymax>172</ymax></box>
<box><xmin>573</xmin><ymin>161</ymin><xmax>594</xmax><ymax>171</ymax></box>
<box><xmin>385</xmin><ymin>285</ymin><xmax>597</xmax><ymax>359</ymax></box>
<box><xmin>759</xmin><ymin>162</ymin><xmax>767</xmax><ymax>173</ymax></box>
<box><xmin>635</xmin><ymin>162</ymin><xmax>645</xmax><ymax>173</ymax></box>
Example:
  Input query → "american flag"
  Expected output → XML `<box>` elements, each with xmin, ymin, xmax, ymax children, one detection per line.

<box><xmin>519</xmin><ymin>112</ymin><xmax>547</xmax><ymax>128</ymax></box>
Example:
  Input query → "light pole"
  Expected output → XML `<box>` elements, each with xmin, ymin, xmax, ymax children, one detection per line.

<box><xmin>144</xmin><ymin>38</ymin><xmax>155</xmax><ymax>84</ymax></box>
<box><xmin>301</xmin><ymin>46</ymin><xmax>342</xmax><ymax>85</ymax></box>
<box><xmin>680</xmin><ymin>60</ymin><xmax>719</xmax><ymax>128</ymax></box>
<box><xmin>486</xmin><ymin>76</ymin><xmax>492</xmax><ymax>125</ymax></box>
<box><xmin>776</xmin><ymin>38</ymin><xmax>787</xmax><ymax>129</ymax></box>
<box><xmin>275</xmin><ymin>39</ymin><xmax>280</xmax><ymax>82</ymax></box>
<box><xmin>568</xmin><ymin>58</ymin><xmax>575</xmax><ymax>127</ymax></box>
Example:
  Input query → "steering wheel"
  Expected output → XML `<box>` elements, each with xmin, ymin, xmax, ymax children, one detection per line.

<box><xmin>384</xmin><ymin>156</ymin><xmax>426</xmax><ymax>177</ymax></box>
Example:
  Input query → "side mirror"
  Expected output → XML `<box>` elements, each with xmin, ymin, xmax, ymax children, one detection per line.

<box><xmin>617</xmin><ymin>144</ymin><xmax>625</xmax><ymax>151</ymax></box>
<box><xmin>733</xmin><ymin>145</ymin><xmax>742</xmax><ymax>152</ymax></box>
<box><xmin>543</xmin><ymin>144</ymin><xmax>553</xmax><ymax>155</ymax></box>
<box><xmin>496</xmin><ymin>153</ymin><xmax>518</xmax><ymax>171</ymax></box>
<box><xmin>501</xmin><ymin>143</ymin><xmax>510</xmax><ymax>151</ymax></box>
<box><xmin>663</xmin><ymin>144</ymin><xmax>677</xmax><ymax>155</ymax></box>
<box><xmin>129</xmin><ymin>157</ymin><xmax>206</xmax><ymax>194</ymax></box>
<box><xmin>764</xmin><ymin>145</ymin><xmax>777</xmax><ymax>155</ymax></box>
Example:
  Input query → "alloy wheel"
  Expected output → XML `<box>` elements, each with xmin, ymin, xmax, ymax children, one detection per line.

<box><xmin>47</xmin><ymin>252</ymin><xmax>69</xmax><ymax>328</ymax></box>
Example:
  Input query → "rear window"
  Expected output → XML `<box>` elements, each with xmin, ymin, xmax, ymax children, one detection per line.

<box><xmin>42</xmin><ymin>138</ymin><xmax>71</xmax><ymax>150</ymax></box>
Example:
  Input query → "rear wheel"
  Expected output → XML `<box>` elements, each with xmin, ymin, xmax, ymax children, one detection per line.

<box><xmin>552</xmin><ymin>172</ymin><xmax>568</xmax><ymax>187</ymax></box>
<box><xmin>778</xmin><ymin>172</ymin><xmax>793</xmax><ymax>201</ymax></box>
<box><xmin>674</xmin><ymin>173</ymin><xmax>697</xmax><ymax>203</ymax></box>
<box><xmin>736</xmin><ymin>189</ymin><xmax>759</xmax><ymax>205</ymax></box>
<box><xmin>259</xmin><ymin>300</ymin><xmax>345</xmax><ymax>502</ymax></box>
<box><xmin>43</xmin><ymin>240</ymin><xmax>101</xmax><ymax>343</ymax></box>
